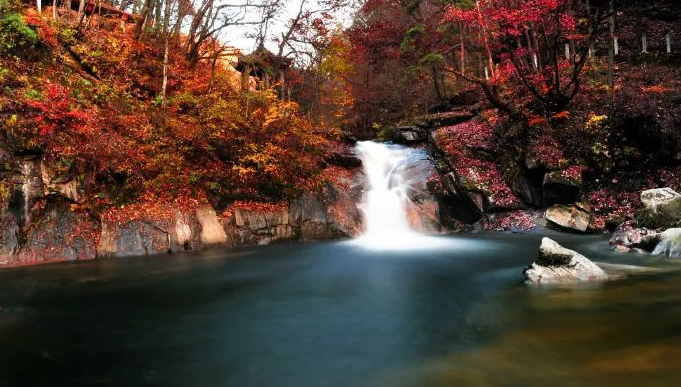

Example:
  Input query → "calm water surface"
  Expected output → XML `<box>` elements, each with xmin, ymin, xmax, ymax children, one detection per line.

<box><xmin>1</xmin><ymin>233</ymin><xmax>681</xmax><ymax>387</ymax></box>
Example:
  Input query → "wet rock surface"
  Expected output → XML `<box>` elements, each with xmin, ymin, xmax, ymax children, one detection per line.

<box><xmin>650</xmin><ymin>228</ymin><xmax>681</xmax><ymax>259</ymax></box>
<box><xmin>524</xmin><ymin>238</ymin><xmax>608</xmax><ymax>285</ymax></box>
<box><xmin>393</xmin><ymin>126</ymin><xmax>429</xmax><ymax>144</ymax></box>
<box><xmin>609</xmin><ymin>220</ymin><xmax>657</xmax><ymax>253</ymax></box>
<box><xmin>325</xmin><ymin>146</ymin><xmax>362</xmax><ymax>168</ymax></box>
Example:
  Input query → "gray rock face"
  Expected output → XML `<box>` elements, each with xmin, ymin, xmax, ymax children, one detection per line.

<box><xmin>393</xmin><ymin>126</ymin><xmax>428</xmax><ymax>144</ymax></box>
<box><xmin>291</xmin><ymin>192</ymin><xmax>332</xmax><ymax>240</ymax></box>
<box><xmin>417</xmin><ymin>109</ymin><xmax>477</xmax><ymax>128</ymax></box>
<box><xmin>641</xmin><ymin>187</ymin><xmax>681</xmax><ymax>208</ymax></box>
<box><xmin>225</xmin><ymin>205</ymin><xmax>295</xmax><ymax>246</ymax></box>
<box><xmin>399</xmin><ymin>150</ymin><xmax>443</xmax><ymax>234</ymax></box>
<box><xmin>0</xmin><ymin>218</ymin><xmax>20</xmax><ymax>262</ymax></box>
<box><xmin>98</xmin><ymin>220</ymin><xmax>173</xmax><ymax>257</ymax></box>
<box><xmin>545</xmin><ymin>205</ymin><xmax>590</xmax><ymax>232</ymax></box>
<box><xmin>223</xmin><ymin>170</ymin><xmax>364</xmax><ymax>247</ymax></box>
<box><xmin>636</xmin><ymin>188</ymin><xmax>681</xmax><ymax>229</ymax></box>
<box><xmin>325</xmin><ymin>146</ymin><xmax>362</xmax><ymax>168</ymax></box>
<box><xmin>23</xmin><ymin>201</ymin><xmax>99</xmax><ymax>262</ymax></box>
<box><xmin>524</xmin><ymin>238</ymin><xmax>608</xmax><ymax>285</ymax></box>
<box><xmin>651</xmin><ymin>228</ymin><xmax>681</xmax><ymax>259</ymax></box>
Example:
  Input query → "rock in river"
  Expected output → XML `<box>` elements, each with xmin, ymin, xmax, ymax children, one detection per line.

<box><xmin>650</xmin><ymin>228</ymin><xmax>681</xmax><ymax>259</ymax></box>
<box><xmin>636</xmin><ymin>188</ymin><xmax>681</xmax><ymax>229</ymax></box>
<box><xmin>545</xmin><ymin>204</ymin><xmax>590</xmax><ymax>232</ymax></box>
<box><xmin>524</xmin><ymin>238</ymin><xmax>608</xmax><ymax>285</ymax></box>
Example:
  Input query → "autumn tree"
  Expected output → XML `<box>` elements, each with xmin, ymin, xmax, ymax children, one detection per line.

<box><xmin>344</xmin><ymin>0</ymin><xmax>455</xmax><ymax>129</ymax></box>
<box><xmin>441</xmin><ymin>0</ymin><xmax>612</xmax><ymax>117</ymax></box>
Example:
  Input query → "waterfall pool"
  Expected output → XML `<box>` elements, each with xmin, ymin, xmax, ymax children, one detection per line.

<box><xmin>1</xmin><ymin>233</ymin><xmax>680</xmax><ymax>386</ymax></box>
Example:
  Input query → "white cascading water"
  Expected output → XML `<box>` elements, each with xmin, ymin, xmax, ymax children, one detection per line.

<box><xmin>353</xmin><ymin>141</ymin><xmax>451</xmax><ymax>250</ymax></box>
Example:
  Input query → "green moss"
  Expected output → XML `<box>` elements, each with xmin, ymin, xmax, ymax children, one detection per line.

<box><xmin>0</xmin><ymin>13</ymin><xmax>38</xmax><ymax>57</ymax></box>
<box><xmin>537</xmin><ymin>250</ymin><xmax>573</xmax><ymax>266</ymax></box>
<box><xmin>57</xmin><ymin>26</ymin><xmax>79</xmax><ymax>47</ymax></box>
<box><xmin>376</xmin><ymin>125</ymin><xmax>396</xmax><ymax>140</ymax></box>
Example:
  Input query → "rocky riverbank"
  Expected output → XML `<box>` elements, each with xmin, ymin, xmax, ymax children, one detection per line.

<box><xmin>0</xmin><ymin>139</ymin><xmax>446</xmax><ymax>267</ymax></box>
<box><xmin>3</xmin><ymin>101</ymin><xmax>681</xmax><ymax>268</ymax></box>
<box><xmin>0</xmin><ymin>148</ymin><xmax>360</xmax><ymax>266</ymax></box>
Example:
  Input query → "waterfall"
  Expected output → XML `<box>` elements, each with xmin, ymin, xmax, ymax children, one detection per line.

<box><xmin>353</xmin><ymin>141</ymin><xmax>450</xmax><ymax>250</ymax></box>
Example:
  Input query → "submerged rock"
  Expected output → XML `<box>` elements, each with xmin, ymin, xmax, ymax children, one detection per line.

<box><xmin>545</xmin><ymin>205</ymin><xmax>590</xmax><ymax>232</ymax></box>
<box><xmin>636</xmin><ymin>187</ymin><xmax>681</xmax><ymax>229</ymax></box>
<box><xmin>596</xmin><ymin>262</ymin><xmax>661</xmax><ymax>279</ymax></box>
<box><xmin>609</xmin><ymin>220</ymin><xmax>657</xmax><ymax>253</ymax></box>
<box><xmin>524</xmin><ymin>238</ymin><xmax>608</xmax><ymax>284</ymax></box>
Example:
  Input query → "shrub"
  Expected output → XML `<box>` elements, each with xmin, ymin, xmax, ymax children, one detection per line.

<box><xmin>0</xmin><ymin>13</ymin><xmax>38</xmax><ymax>57</ymax></box>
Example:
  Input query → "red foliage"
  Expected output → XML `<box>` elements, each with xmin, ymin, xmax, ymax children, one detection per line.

<box><xmin>483</xmin><ymin>211</ymin><xmax>542</xmax><ymax>232</ymax></box>
<box><xmin>435</xmin><ymin>118</ymin><xmax>520</xmax><ymax>207</ymax></box>
<box><xmin>587</xmin><ymin>189</ymin><xmax>640</xmax><ymax>230</ymax></box>
<box><xmin>101</xmin><ymin>189</ymin><xmax>206</xmax><ymax>226</ymax></box>
<box><xmin>528</xmin><ymin>134</ymin><xmax>568</xmax><ymax>169</ymax></box>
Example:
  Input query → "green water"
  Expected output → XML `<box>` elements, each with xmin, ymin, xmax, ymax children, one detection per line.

<box><xmin>1</xmin><ymin>233</ymin><xmax>680</xmax><ymax>386</ymax></box>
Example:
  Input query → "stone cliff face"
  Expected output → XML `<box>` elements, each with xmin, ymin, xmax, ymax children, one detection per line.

<box><xmin>1</xmin><ymin>149</ymin><xmax>99</xmax><ymax>266</ymax></box>
<box><xmin>0</xmin><ymin>154</ymin><xmax>366</xmax><ymax>266</ymax></box>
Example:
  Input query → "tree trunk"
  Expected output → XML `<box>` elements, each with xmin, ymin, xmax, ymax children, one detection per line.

<box><xmin>459</xmin><ymin>22</ymin><xmax>466</xmax><ymax>75</ymax></box>
<box><xmin>37</xmin><ymin>0</ymin><xmax>42</xmax><ymax>14</ymax></box>
<box><xmin>607</xmin><ymin>0</ymin><xmax>614</xmax><ymax>88</ymax></box>
<box><xmin>161</xmin><ymin>0</ymin><xmax>171</xmax><ymax>109</ymax></box>
<box><xmin>431</xmin><ymin>65</ymin><xmax>443</xmax><ymax>101</ymax></box>
<box><xmin>475</xmin><ymin>1</ymin><xmax>494</xmax><ymax>77</ymax></box>
<box><xmin>77</xmin><ymin>0</ymin><xmax>87</xmax><ymax>27</ymax></box>
<box><xmin>154</xmin><ymin>0</ymin><xmax>162</xmax><ymax>34</ymax></box>
<box><xmin>134</xmin><ymin>0</ymin><xmax>152</xmax><ymax>40</ymax></box>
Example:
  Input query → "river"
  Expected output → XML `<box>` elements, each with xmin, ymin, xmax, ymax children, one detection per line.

<box><xmin>1</xmin><ymin>234</ymin><xmax>680</xmax><ymax>386</ymax></box>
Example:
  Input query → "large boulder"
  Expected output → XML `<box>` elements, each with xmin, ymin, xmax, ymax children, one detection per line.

<box><xmin>542</xmin><ymin>168</ymin><xmax>582</xmax><ymax>205</ymax></box>
<box><xmin>636</xmin><ymin>188</ymin><xmax>681</xmax><ymax>229</ymax></box>
<box><xmin>325</xmin><ymin>147</ymin><xmax>362</xmax><ymax>168</ymax></box>
<box><xmin>545</xmin><ymin>204</ymin><xmax>590</xmax><ymax>232</ymax></box>
<box><xmin>641</xmin><ymin>187</ymin><xmax>680</xmax><ymax>208</ymax></box>
<box><xmin>524</xmin><ymin>238</ymin><xmax>608</xmax><ymax>284</ymax></box>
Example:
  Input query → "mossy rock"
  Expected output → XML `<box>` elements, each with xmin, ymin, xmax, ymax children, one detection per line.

<box><xmin>636</xmin><ymin>196</ymin><xmax>681</xmax><ymax>229</ymax></box>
